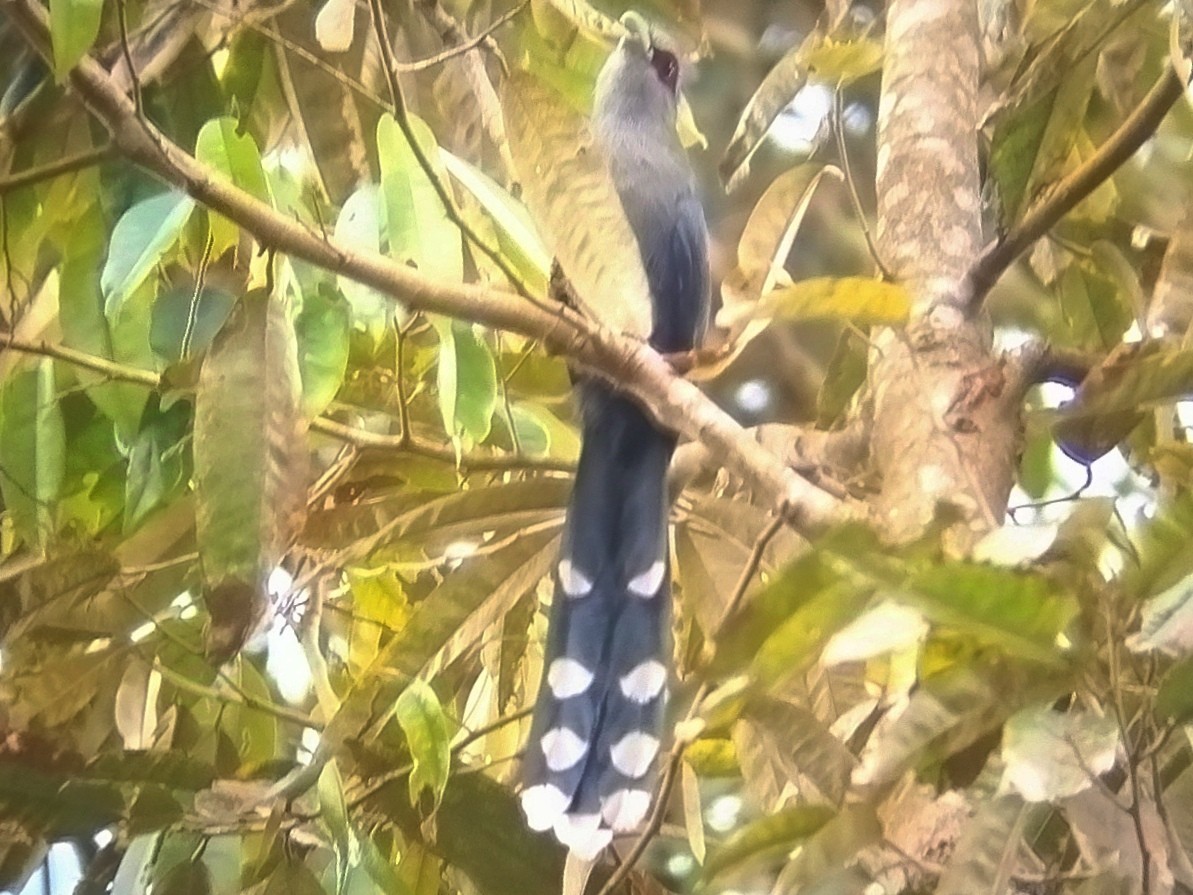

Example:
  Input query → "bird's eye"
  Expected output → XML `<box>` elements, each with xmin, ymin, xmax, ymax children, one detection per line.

<box><xmin>649</xmin><ymin>48</ymin><xmax>679</xmax><ymax>94</ymax></box>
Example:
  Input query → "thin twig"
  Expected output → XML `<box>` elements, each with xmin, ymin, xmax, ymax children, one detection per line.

<box><xmin>0</xmin><ymin>334</ymin><xmax>574</xmax><ymax>472</ymax></box>
<box><xmin>833</xmin><ymin>89</ymin><xmax>892</xmax><ymax>280</ymax></box>
<box><xmin>403</xmin><ymin>1</ymin><xmax>523</xmax><ymax>74</ymax></box>
<box><xmin>347</xmin><ymin>705</ymin><xmax>534</xmax><ymax>808</ymax></box>
<box><xmin>967</xmin><ymin>66</ymin><xmax>1184</xmax><ymax>308</ymax></box>
<box><xmin>592</xmin><ymin>682</ymin><xmax>711</xmax><ymax>895</ymax></box>
<box><xmin>723</xmin><ymin>513</ymin><xmax>786</xmax><ymax>622</ymax></box>
<box><xmin>114</xmin><ymin>0</ymin><xmax>143</xmax><ymax>119</ymax></box>
<box><xmin>0</xmin><ymin>144</ymin><xmax>115</xmax><ymax>195</ymax></box>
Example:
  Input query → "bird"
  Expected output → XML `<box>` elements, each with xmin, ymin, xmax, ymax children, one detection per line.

<box><xmin>518</xmin><ymin>13</ymin><xmax>710</xmax><ymax>859</ymax></box>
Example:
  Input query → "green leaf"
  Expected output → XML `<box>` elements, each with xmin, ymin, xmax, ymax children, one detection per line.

<box><xmin>439</xmin><ymin>320</ymin><xmax>497</xmax><ymax>443</ymax></box>
<box><xmin>49</xmin><ymin>0</ymin><xmax>103</xmax><ymax>79</ymax></box>
<box><xmin>393</xmin><ymin>680</ymin><xmax>451</xmax><ymax>810</ymax></box>
<box><xmin>703</xmin><ymin>804</ymin><xmax>836</xmax><ymax>882</ymax></box>
<box><xmin>1056</xmin><ymin>257</ymin><xmax>1133</xmax><ymax>351</ymax></box>
<box><xmin>501</xmin><ymin>72</ymin><xmax>653</xmax><ymax>337</ymax></box>
<box><xmin>771</xmin><ymin>805</ymin><xmax>881</xmax><ymax>891</ymax></box>
<box><xmin>1058</xmin><ymin>344</ymin><xmax>1193</xmax><ymax>422</ymax></box>
<box><xmin>194</xmin><ymin>117</ymin><xmax>273</xmax><ymax>255</ymax></box>
<box><xmin>296</xmin><ymin>287</ymin><xmax>350</xmax><ymax>417</ymax></box>
<box><xmin>124</xmin><ymin>402</ymin><xmax>190</xmax><ymax>533</ymax></box>
<box><xmin>541</xmin><ymin>0</ymin><xmax>623</xmax><ymax>39</ymax></box>
<box><xmin>156</xmin><ymin>860</ymin><xmax>213</xmax><ymax>895</ymax></box>
<box><xmin>902</xmin><ymin>562</ymin><xmax>1078</xmax><ymax>664</ymax></box>
<box><xmin>193</xmin><ymin>290</ymin><xmax>309</xmax><ymax>657</ymax></box>
<box><xmin>1126</xmin><ymin>492</ymin><xmax>1193</xmax><ymax>600</ymax></box>
<box><xmin>149</xmin><ymin>285</ymin><xmax>239</xmax><ymax>364</ymax></box>
<box><xmin>440</xmin><ymin>149</ymin><xmax>550</xmax><ymax>292</ymax></box>
<box><xmin>1155</xmin><ymin>654</ymin><xmax>1193</xmax><ymax>722</ymax></box>
<box><xmin>323</xmin><ymin>530</ymin><xmax>559</xmax><ymax>756</ymax></box>
<box><xmin>333</xmin><ymin>184</ymin><xmax>401</xmax><ymax>345</ymax></box>
<box><xmin>990</xmin><ymin>54</ymin><xmax>1096</xmax><ymax>224</ymax></box>
<box><xmin>101</xmin><ymin>192</ymin><xmax>196</xmax><ymax>316</ymax></box>
<box><xmin>0</xmin><ymin>360</ymin><xmax>66</xmax><ymax>550</ymax></box>
<box><xmin>737</xmin><ymin>697</ymin><xmax>856</xmax><ymax>806</ymax></box>
<box><xmin>377</xmin><ymin>114</ymin><xmax>462</xmax><ymax>284</ymax></box>
<box><xmin>817</xmin><ymin>329</ymin><xmax>868</xmax><ymax>425</ymax></box>
<box><xmin>318</xmin><ymin>760</ymin><xmax>357</xmax><ymax>894</ymax></box>
<box><xmin>853</xmin><ymin>662</ymin><xmax>1056</xmax><ymax>791</ymax></box>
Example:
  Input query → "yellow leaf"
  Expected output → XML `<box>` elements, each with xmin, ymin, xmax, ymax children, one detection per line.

<box><xmin>752</xmin><ymin>276</ymin><xmax>910</xmax><ymax>327</ymax></box>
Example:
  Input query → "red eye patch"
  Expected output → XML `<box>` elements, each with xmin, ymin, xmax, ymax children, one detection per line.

<box><xmin>649</xmin><ymin>48</ymin><xmax>679</xmax><ymax>94</ymax></box>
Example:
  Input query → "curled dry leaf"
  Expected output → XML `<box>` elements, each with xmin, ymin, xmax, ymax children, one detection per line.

<box><xmin>194</xmin><ymin>289</ymin><xmax>309</xmax><ymax>659</ymax></box>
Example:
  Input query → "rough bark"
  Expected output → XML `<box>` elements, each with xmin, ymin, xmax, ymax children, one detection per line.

<box><xmin>868</xmin><ymin>0</ymin><xmax>1021</xmax><ymax>548</ymax></box>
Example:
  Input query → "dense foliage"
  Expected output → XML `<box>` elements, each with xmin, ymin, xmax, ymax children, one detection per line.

<box><xmin>1</xmin><ymin>0</ymin><xmax>1193</xmax><ymax>893</ymax></box>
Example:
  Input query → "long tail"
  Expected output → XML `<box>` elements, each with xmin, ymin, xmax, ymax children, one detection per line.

<box><xmin>520</xmin><ymin>382</ymin><xmax>674</xmax><ymax>857</ymax></box>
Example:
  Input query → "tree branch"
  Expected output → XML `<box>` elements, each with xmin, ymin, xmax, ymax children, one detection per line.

<box><xmin>3</xmin><ymin>0</ymin><xmax>852</xmax><ymax>537</ymax></box>
<box><xmin>966</xmin><ymin>66</ymin><xmax>1184</xmax><ymax>308</ymax></box>
<box><xmin>0</xmin><ymin>144</ymin><xmax>115</xmax><ymax>195</ymax></box>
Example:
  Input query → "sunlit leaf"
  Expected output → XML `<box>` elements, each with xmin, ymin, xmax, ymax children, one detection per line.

<box><xmin>723</xmin><ymin>276</ymin><xmax>911</xmax><ymax>336</ymax></box>
<box><xmin>393</xmin><ymin>680</ymin><xmax>451</xmax><ymax>810</ymax></box>
<box><xmin>435</xmin><ymin>319</ymin><xmax>497</xmax><ymax>444</ymax></box>
<box><xmin>295</xmin><ymin>287</ymin><xmax>350</xmax><ymax>417</ymax></box>
<box><xmin>49</xmin><ymin>0</ymin><xmax>103</xmax><ymax>80</ymax></box>
<box><xmin>334</xmin><ymin>185</ymin><xmax>401</xmax><ymax>344</ymax></box>
<box><xmin>315</xmin><ymin>0</ymin><xmax>356</xmax><ymax>52</ymax></box>
<box><xmin>1128</xmin><ymin>572</ymin><xmax>1193</xmax><ymax>656</ymax></box>
<box><xmin>541</xmin><ymin>0</ymin><xmax>624</xmax><ymax>39</ymax></box>
<box><xmin>703</xmin><ymin>803</ymin><xmax>835</xmax><ymax>881</ymax></box>
<box><xmin>0</xmin><ymin>359</ymin><xmax>66</xmax><ymax>550</ymax></box>
<box><xmin>194</xmin><ymin>117</ymin><xmax>273</xmax><ymax>255</ymax></box>
<box><xmin>854</xmin><ymin>663</ymin><xmax>1040</xmax><ymax>791</ymax></box>
<box><xmin>902</xmin><ymin>562</ymin><xmax>1078</xmax><ymax>664</ymax></box>
<box><xmin>803</xmin><ymin>37</ymin><xmax>884</xmax><ymax>84</ymax></box>
<box><xmin>501</xmin><ymin>72</ymin><xmax>653</xmax><ymax>338</ymax></box>
<box><xmin>377</xmin><ymin>114</ymin><xmax>462</xmax><ymax>284</ymax></box>
<box><xmin>440</xmin><ymin>148</ymin><xmax>551</xmax><ymax>292</ymax></box>
<box><xmin>101</xmin><ymin>192</ymin><xmax>195</xmax><ymax>317</ymax></box>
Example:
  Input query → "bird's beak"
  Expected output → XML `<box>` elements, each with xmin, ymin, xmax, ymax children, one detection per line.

<box><xmin>619</xmin><ymin>11</ymin><xmax>653</xmax><ymax>53</ymax></box>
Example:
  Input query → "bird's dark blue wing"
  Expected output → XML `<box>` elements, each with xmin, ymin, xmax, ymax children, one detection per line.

<box><xmin>519</xmin><ymin>191</ymin><xmax>709</xmax><ymax>855</ymax></box>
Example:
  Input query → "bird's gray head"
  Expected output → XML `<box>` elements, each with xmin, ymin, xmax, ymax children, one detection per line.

<box><xmin>593</xmin><ymin>12</ymin><xmax>682</xmax><ymax>133</ymax></box>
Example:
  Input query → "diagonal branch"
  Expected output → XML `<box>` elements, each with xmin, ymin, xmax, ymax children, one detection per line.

<box><xmin>966</xmin><ymin>66</ymin><xmax>1184</xmax><ymax>309</ymax></box>
<box><xmin>3</xmin><ymin>0</ymin><xmax>855</xmax><ymax>538</ymax></box>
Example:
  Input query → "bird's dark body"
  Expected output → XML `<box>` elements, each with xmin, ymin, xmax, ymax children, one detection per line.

<box><xmin>520</xmin><ymin>19</ymin><xmax>709</xmax><ymax>855</ymax></box>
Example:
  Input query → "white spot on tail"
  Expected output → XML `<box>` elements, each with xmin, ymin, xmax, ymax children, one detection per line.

<box><xmin>554</xmin><ymin>812</ymin><xmax>612</xmax><ymax>858</ymax></box>
<box><xmin>627</xmin><ymin>560</ymin><xmax>665</xmax><ymax>597</ymax></box>
<box><xmin>558</xmin><ymin>559</ymin><xmax>593</xmax><ymax>597</ymax></box>
<box><xmin>610</xmin><ymin>731</ymin><xmax>660</xmax><ymax>778</ymax></box>
<box><xmin>619</xmin><ymin>660</ymin><xmax>667</xmax><ymax>703</ymax></box>
<box><xmin>601</xmin><ymin>788</ymin><xmax>651</xmax><ymax>831</ymax></box>
<box><xmin>541</xmin><ymin>727</ymin><xmax>588</xmax><ymax>771</ymax></box>
<box><xmin>547</xmin><ymin>658</ymin><xmax>594</xmax><ymax>698</ymax></box>
<box><xmin>521</xmin><ymin>784</ymin><xmax>570</xmax><ymax>831</ymax></box>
